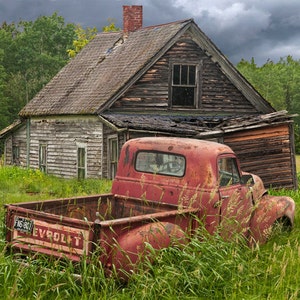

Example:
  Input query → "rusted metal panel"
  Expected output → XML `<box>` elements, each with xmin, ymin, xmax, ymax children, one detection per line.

<box><xmin>5</xmin><ymin>193</ymin><xmax>197</xmax><ymax>265</ymax></box>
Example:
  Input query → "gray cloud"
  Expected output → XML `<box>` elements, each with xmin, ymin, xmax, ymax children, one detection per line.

<box><xmin>1</xmin><ymin>0</ymin><xmax>300</xmax><ymax>65</ymax></box>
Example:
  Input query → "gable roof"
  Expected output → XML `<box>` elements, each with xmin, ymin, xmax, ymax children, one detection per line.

<box><xmin>0</xmin><ymin>119</ymin><xmax>23</xmax><ymax>139</ymax></box>
<box><xmin>19</xmin><ymin>19</ymin><xmax>274</xmax><ymax>117</ymax></box>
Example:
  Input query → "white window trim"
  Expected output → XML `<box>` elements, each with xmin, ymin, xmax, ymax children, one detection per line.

<box><xmin>77</xmin><ymin>142</ymin><xmax>87</xmax><ymax>179</ymax></box>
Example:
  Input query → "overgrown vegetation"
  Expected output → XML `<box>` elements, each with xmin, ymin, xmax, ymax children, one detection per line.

<box><xmin>0</xmin><ymin>166</ymin><xmax>299</xmax><ymax>299</ymax></box>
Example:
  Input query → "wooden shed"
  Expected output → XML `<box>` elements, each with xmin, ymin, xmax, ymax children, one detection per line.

<box><xmin>0</xmin><ymin>6</ymin><xmax>297</xmax><ymax>189</ymax></box>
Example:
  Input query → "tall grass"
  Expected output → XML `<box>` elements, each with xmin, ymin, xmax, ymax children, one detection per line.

<box><xmin>0</xmin><ymin>166</ymin><xmax>111</xmax><ymax>206</ymax></box>
<box><xmin>0</xmin><ymin>166</ymin><xmax>299</xmax><ymax>299</ymax></box>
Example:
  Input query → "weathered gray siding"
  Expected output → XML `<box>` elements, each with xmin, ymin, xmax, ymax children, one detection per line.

<box><xmin>28</xmin><ymin>116</ymin><xmax>103</xmax><ymax>178</ymax></box>
<box><xmin>4</xmin><ymin>125</ymin><xmax>27</xmax><ymax>167</ymax></box>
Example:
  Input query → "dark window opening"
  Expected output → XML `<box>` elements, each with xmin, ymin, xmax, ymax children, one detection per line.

<box><xmin>172</xmin><ymin>64</ymin><xmax>196</xmax><ymax>107</ymax></box>
<box><xmin>12</xmin><ymin>146</ymin><xmax>20</xmax><ymax>165</ymax></box>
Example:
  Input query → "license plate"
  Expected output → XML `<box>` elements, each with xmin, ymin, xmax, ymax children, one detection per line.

<box><xmin>14</xmin><ymin>216</ymin><xmax>34</xmax><ymax>234</ymax></box>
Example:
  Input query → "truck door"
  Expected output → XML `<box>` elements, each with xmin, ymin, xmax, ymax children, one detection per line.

<box><xmin>217</xmin><ymin>156</ymin><xmax>253</xmax><ymax>239</ymax></box>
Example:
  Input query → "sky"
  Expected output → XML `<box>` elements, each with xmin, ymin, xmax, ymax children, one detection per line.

<box><xmin>1</xmin><ymin>0</ymin><xmax>300</xmax><ymax>65</ymax></box>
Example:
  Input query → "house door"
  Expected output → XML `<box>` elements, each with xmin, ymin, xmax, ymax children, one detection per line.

<box><xmin>108</xmin><ymin>137</ymin><xmax>118</xmax><ymax>179</ymax></box>
<box><xmin>217</xmin><ymin>156</ymin><xmax>253</xmax><ymax>239</ymax></box>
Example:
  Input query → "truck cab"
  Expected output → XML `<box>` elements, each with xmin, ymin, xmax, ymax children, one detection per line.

<box><xmin>112</xmin><ymin>137</ymin><xmax>295</xmax><ymax>243</ymax></box>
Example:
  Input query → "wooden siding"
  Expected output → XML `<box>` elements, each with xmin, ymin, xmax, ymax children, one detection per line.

<box><xmin>224</xmin><ymin>124</ymin><xmax>296</xmax><ymax>189</ymax></box>
<box><xmin>4</xmin><ymin>136</ymin><xmax>12</xmax><ymax>165</ymax></box>
<box><xmin>28</xmin><ymin>116</ymin><xmax>103</xmax><ymax>179</ymax></box>
<box><xmin>102</xmin><ymin>125</ymin><xmax>116</xmax><ymax>179</ymax></box>
<box><xmin>101</xmin><ymin>124</ymin><xmax>128</xmax><ymax>179</ymax></box>
<box><xmin>4</xmin><ymin>125</ymin><xmax>27</xmax><ymax>167</ymax></box>
<box><xmin>112</xmin><ymin>34</ymin><xmax>257</xmax><ymax>115</ymax></box>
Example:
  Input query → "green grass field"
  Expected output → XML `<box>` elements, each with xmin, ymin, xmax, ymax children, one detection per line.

<box><xmin>0</xmin><ymin>166</ymin><xmax>299</xmax><ymax>299</ymax></box>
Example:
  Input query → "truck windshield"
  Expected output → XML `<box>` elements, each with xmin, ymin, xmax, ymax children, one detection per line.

<box><xmin>135</xmin><ymin>151</ymin><xmax>185</xmax><ymax>177</ymax></box>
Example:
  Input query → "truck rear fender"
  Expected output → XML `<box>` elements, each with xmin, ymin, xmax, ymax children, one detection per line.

<box><xmin>109</xmin><ymin>222</ymin><xmax>187</xmax><ymax>278</ymax></box>
<box><xmin>249</xmin><ymin>194</ymin><xmax>295</xmax><ymax>245</ymax></box>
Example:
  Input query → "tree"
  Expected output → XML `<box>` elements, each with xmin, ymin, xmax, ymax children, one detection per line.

<box><xmin>102</xmin><ymin>19</ymin><xmax>121</xmax><ymax>32</ymax></box>
<box><xmin>237</xmin><ymin>56</ymin><xmax>300</xmax><ymax>153</ymax></box>
<box><xmin>0</xmin><ymin>14</ymin><xmax>76</xmax><ymax>131</ymax></box>
<box><xmin>0</xmin><ymin>49</ymin><xmax>10</xmax><ymax>130</ymax></box>
<box><xmin>67</xmin><ymin>25</ymin><xmax>97</xmax><ymax>58</ymax></box>
<box><xmin>67</xmin><ymin>19</ymin><xmax>120</xmax><ymax>58</ymax></box>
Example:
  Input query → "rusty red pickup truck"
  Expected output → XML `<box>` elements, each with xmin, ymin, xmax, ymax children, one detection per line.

<box><xmin>4</xmin><ymin>137</ymin><xmax>295</xmax><ymax>276</ymax></box>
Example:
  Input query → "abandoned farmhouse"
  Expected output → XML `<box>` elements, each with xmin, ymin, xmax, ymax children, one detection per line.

<box><xmin>0</xmin><ymin>6</ymin><xmax>297</xmax><ymax>189</ymax></box>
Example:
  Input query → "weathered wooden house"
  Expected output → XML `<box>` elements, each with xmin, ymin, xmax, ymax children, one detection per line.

<box><xmin>0</xmin><ymin>6</ymin><xmax>297</xmax><ymax>189</ymax></box>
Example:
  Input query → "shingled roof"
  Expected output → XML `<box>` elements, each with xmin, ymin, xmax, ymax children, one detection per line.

<box><xmin>19</xmin><ymin>18</ymin><xmax>273</xmax><ymax>117</ymax></box>
<box><xmin>19</xmin><ymin>20</ymin><xmax>192</xmax><ymax>117</ymax></box>
<box><xmin>100</xmin><ymin>110</ymin><xmax>293</xmax><ymax>138</ymax></box>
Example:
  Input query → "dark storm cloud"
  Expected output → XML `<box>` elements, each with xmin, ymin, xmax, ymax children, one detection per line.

<box><xmin>172</xmin><ymin>0</ymin><xmax>300</xmax><ymax>64</ymax></box>
<box><xmin>1</xmin><ymin>0</ymin><xmax>300</xmax><ymax>65</ymax></box>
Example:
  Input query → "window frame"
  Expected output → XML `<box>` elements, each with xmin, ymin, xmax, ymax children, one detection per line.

<box><xmin>39</xmin><ymin>143</ymin><xmax>47</xmax><ymax>173</ymax></box>
<box><xmin>169</xmin><ymin>63</ymin><xmax>200</xmax><ymax>109</ymax></box>
<box><xmin>12</xmin><ymin>145</ymin><xmax>20</xmax><ymax>165</ymax></box>
<box><xmin>107</xmin><ymin>136</ymin><xmax>118</xmax><ymax>179</ymax></box>
<box><xmin>77</xmin><ymin>145</ymin><xmax>87</xmax><ymax>180</ymax></box>
<box><xmin>217</xmin><ymin>156</ymin><xmax>241</xmax><ymax>187</ymax></box>
<box><xmin>135</xmin><ymin>150</ymin><xmax>186</xmax><ymax>177</ymax></box>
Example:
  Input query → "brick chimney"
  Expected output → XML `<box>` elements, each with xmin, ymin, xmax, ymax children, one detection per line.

<box><xmin>123</xmin><ymin>5</ymin><xmax>143</xmax><ymax>33</ymax></box>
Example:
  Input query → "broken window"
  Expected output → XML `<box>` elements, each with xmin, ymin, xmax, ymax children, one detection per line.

<box><xmin>171</xmin><ymin>64</ymin><xmax>197</xmax><ymax>107</ymax></box>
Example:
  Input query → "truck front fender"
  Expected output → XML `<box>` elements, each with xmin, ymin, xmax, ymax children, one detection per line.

<box><xmin>110</xmin><ymin>222</ymin><xmax>187</xmax><ymax>278</ymax></box>
<box><xmin>249</xmin><ymin>194</ymin><xmax>295</xmax><ymax>245</ymax></box>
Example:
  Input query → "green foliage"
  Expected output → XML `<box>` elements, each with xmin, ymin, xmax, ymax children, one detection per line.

<box><xmin>237</xmin><ymin>56</ymin><xmax>300</xmax><ymax>153</ymax></box>
<box><xmin>67</xmin><ymin>25</ymin><xmax>97</xmax><ymax>58</ymax></box>
<box><xmin>237</xmin><ymin>56</ymin><xmax>300</xmax><ymax>112</ymax></box>
<box><xmin>102</xmin><ymin>19</ymin><xmax>121</xmax><ymax>32</ymax></box>
<box><xmin>295</xmin><ymin>127</ymin><xmax>300</xmax><ymax>155</ymax></box>
<box><xmin>0</xmin><ymin>166</ymin><xmax>111</xmax><ymax>207</ymax></box>
<box><xmin>0</xmin><ymin>14</ymin><xmax>76</xmax><ymax>137</ymax></box>
<box><xmin>0</xmin><ymin>166</ymin><xmax>299</xmax><ymax>299</ymax></box>
<box><xmin>67</xmin><ymin>19</ymin><xmax>120</xmax><ymax>58</ymax></box>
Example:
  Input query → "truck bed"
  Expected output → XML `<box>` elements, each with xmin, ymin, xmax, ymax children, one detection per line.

<box><xmin>6</xmin><ymin>193</ymin><xmax>182</xmax><ymax>222</ymax></box>
<box><xmin>5</xmin><ymin>194</ymin><xmax>197</xmax><ymax>262</ymax></box>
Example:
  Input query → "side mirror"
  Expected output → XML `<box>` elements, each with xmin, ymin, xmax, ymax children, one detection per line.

<box><xmin>241</xmin><ymin>174</ymin><xmax>254</xmax><ymax>185</ymax></box>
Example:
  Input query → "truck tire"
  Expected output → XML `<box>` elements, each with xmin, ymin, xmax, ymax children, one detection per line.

<box><xmin>111</xmin><ymin>222</ymin><xmax>187</xmax><ymax>277</ymax></box>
